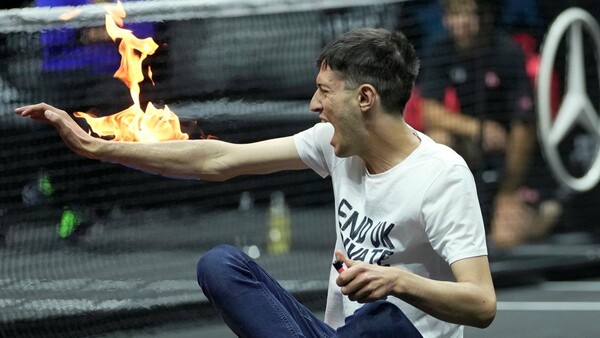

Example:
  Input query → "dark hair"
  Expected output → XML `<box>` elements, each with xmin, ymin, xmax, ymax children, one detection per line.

<box><xmin>440</xmin><ymin>0</ymin><xmax>498</xmax><ymax>14</ymax></box>
<box><xmin>441</xmin><ymin>0</ymin><xmax>499</xmax><ymax>32</ymax></box>
<box><xmin>316</xmin><ymin>28</ymin><xmax>420</xmax><ymax>115</ymax></box>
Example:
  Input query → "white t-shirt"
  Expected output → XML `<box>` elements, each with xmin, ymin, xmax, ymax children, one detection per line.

<box><xmin>293</xmin><ymin>123</ymin><xmax>487</xmax><ymax>338</ymax></box>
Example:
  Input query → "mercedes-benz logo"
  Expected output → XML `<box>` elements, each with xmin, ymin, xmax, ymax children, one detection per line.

<box><xmin>538</xmin><ymin>7</ymin><xmax>600</xmax><ymax>192</ymax></box>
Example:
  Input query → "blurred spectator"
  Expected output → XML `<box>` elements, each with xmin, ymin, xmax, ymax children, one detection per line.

<box><xmin>418</xmin><ymin>0</ymin><xmax>562</xmax><ymax>248</ymax></box>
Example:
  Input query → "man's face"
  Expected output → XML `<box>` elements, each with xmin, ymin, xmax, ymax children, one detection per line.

<box><xmin>310</xmin><ymin>65</ymin><xmax>363</xmax><ymax>157</ymax></box>
<box><xmin>444</xmin><ymin>4</ymin><xmax>480</xmax><ymax>51</ymax></box>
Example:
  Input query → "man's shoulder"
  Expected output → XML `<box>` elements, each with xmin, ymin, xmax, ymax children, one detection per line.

<box><xmin>417</xmin><ymin>133</ymin><xmax>469</xmax><ymax>169</ymax></box>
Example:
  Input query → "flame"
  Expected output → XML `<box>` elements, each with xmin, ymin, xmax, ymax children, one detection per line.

<box><xmin>74</xmin><ymin>0</ymin><xmax>189</xmax><ymax>142</ymax></box>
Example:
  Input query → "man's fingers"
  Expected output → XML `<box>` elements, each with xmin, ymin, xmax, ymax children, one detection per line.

<box><xmin>335</xmin><ymin>250</ymin><xmax>355</xmax><ymax>268</ymax></box>
<box><xmin>14</xmin><ymin>106</ymin><xmax>32</xmax><ymax>116</ymax></box>
<box><xmin>340</xmin><ymin>275</ymin><xmax>371</xmax><ymax>301</ymax></box>
<box><xmin>334</xmin><ymin>250</ymin><xmax>345</xmax><ymax>261</ymax></box>
<box><xmin>15</xmin><ymin>103</ymin><xmax>63</xmax><ymax>118</ymax></box>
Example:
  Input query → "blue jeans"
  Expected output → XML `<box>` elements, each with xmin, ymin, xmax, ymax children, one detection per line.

<box><xmin>197</xmin><ymin>245</ymin><xmax>423</xmax><ymax>338</ymax></box>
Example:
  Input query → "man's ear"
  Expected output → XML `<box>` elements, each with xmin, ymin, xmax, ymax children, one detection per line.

<box><xmin>358</xmin><ymin>84</ymin><xmax>377</xmax><ymax>112</ymax></box>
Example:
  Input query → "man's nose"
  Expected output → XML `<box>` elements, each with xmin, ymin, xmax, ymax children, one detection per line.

<box><xmin>309</xmin><ymin>92</ymin><xmax>321</xmax><ymax>113</ymax></box>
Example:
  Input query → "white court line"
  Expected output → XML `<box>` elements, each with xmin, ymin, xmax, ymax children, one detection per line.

<box><xmin>497</xmin><ymin>301</ymin><xmax>600</xmax><ymax>311</ymax></box>
<box><xmin>541</xmin><ymin>281</ymin><xmax>600</xmax><ymax>292</ymax></box>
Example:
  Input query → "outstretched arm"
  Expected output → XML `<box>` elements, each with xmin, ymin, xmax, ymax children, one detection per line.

<box><xmin>15</xmin><ymin>103</ymin><xmax>308</xmax><ymax>181</ymax></box>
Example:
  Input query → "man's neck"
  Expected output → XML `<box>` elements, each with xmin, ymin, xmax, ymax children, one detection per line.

<box><xmin>361</xmin><ymin>117</ymin><xmax>421</xmax><ymax>175</ymax></box>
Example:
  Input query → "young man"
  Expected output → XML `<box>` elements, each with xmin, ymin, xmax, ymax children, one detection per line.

<box><xmin>16</xmin><ymin>28</ymin><xmax>495</xmax><ymax>337</ymax></box>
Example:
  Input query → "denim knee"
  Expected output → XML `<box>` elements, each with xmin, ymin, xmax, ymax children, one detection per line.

<box><xmin>197</xmin><ymin>244</ymin><xmax>245</xmax><ymax>289</ymax></box>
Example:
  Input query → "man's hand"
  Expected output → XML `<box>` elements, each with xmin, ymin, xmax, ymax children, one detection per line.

<box><xmin>15</xmin><ymin>103</ymin><xmax>100</xmax><ymax>159</ymax></box>
<box><xmin>335</xmin><ymin>250</ymin><xmax>398</xmax><ymax>303</ymax></box>
<box><xmin>481</xmin><ymin>120</ymin><xmax>507</xmax><ymax>152</ymax></box>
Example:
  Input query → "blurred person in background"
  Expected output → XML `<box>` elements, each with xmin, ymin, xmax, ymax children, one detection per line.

<box><xmin>418</xmin><ymin>0</ymin><xmax>562</xmax><ymax>249</ymax></box>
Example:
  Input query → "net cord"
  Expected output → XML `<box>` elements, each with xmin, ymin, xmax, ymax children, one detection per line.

<box><xmin>0</xmin><ymin>0</ymin><xmax>408</xmax><ymax>33</ymax></box>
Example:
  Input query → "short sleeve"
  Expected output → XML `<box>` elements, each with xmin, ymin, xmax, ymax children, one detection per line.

<box><xmin>293</xmin><ymin>123</ymin><xmax>335</xmax><ymax>178</ymax></box>
<box><xmin>421</xmin><ymin>165</ymin><xmax>488</xmax><ymax>264</ymax></box>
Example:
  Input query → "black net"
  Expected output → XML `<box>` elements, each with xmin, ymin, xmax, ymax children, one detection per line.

<box><xmin>1</xmin><ymin>0</ymin><xmax>600</xmax><ymax>337</ymax></box>
<box><xmin>0</xmin><ymin>1</ymin><xmax>405</xmax><ymax>336</ymax></box>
